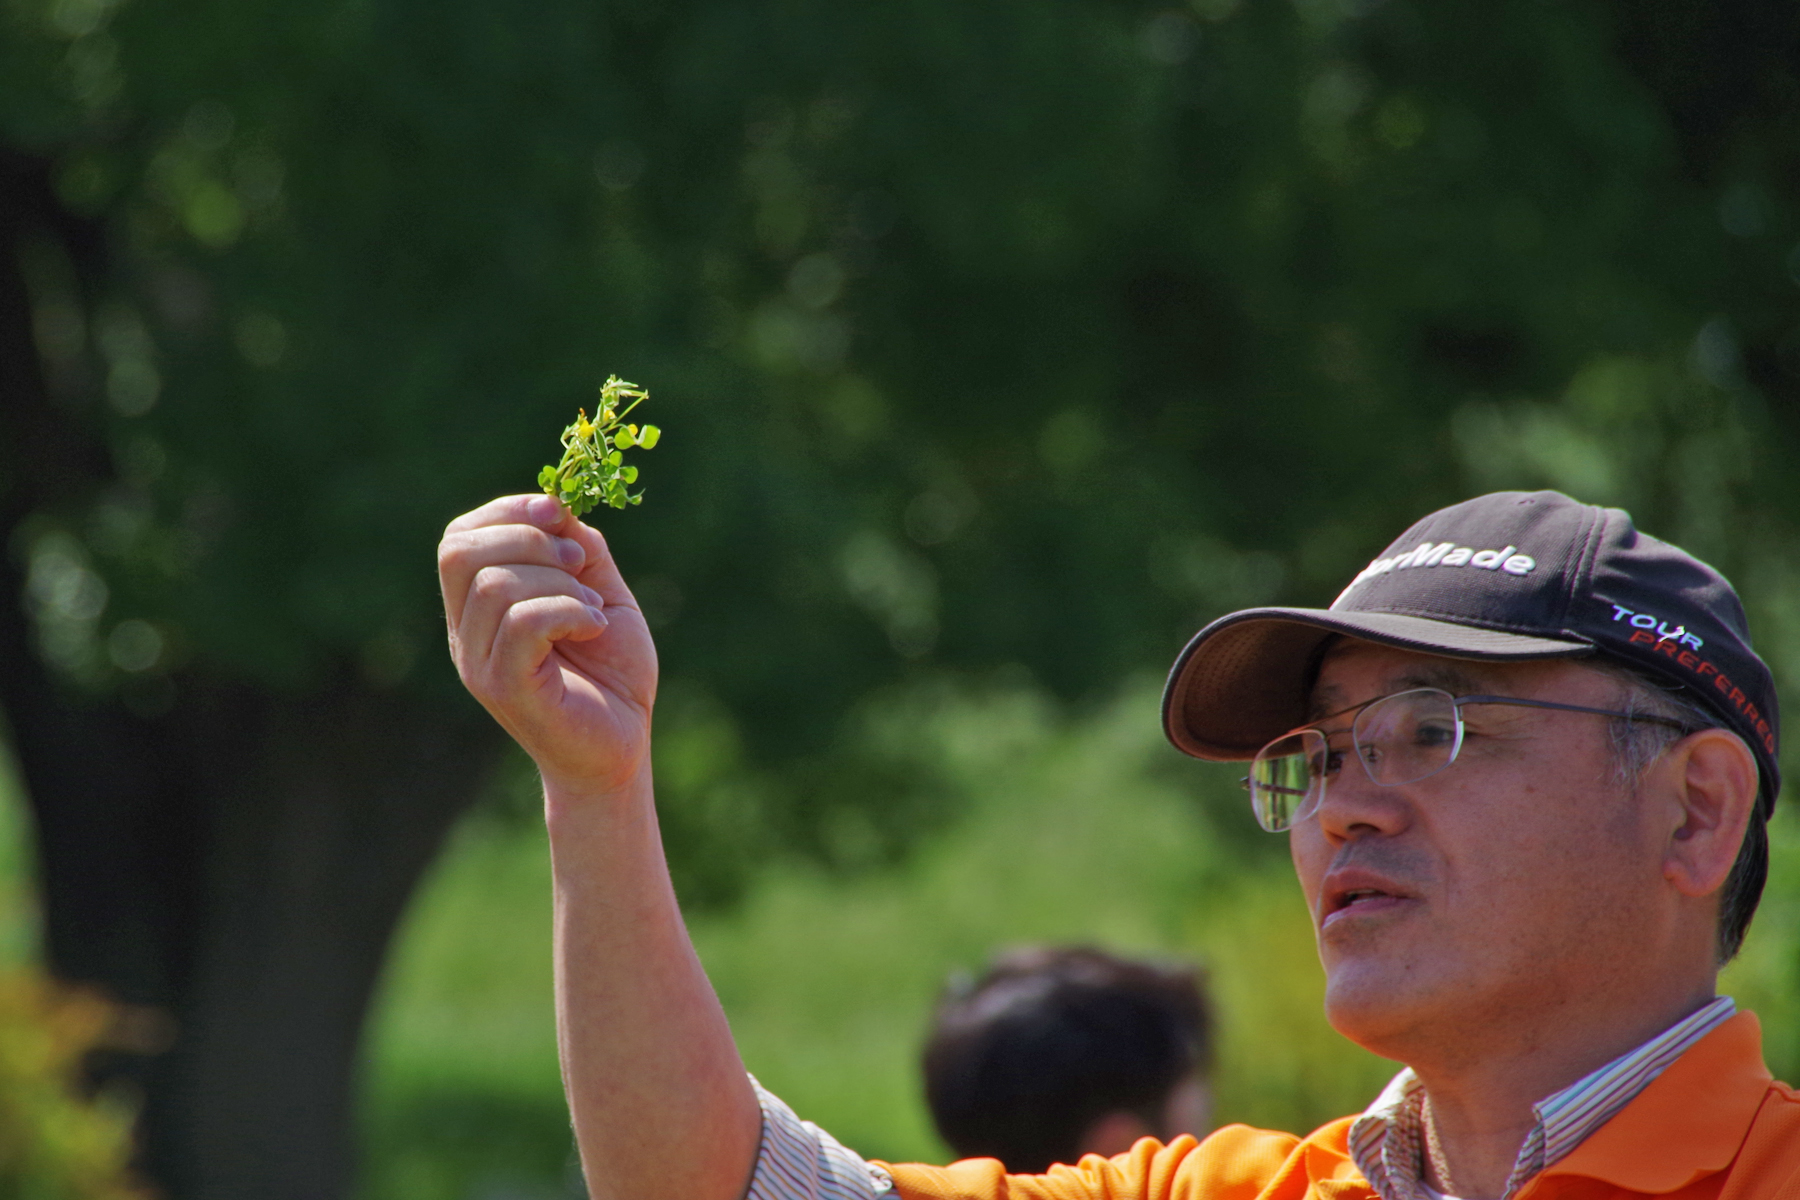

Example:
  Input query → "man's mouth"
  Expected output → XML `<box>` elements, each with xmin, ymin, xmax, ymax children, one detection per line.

<box><xmin>1321</xmin><ymin>873</ymin><xmax>1417</xmax><ymax>928</ymax></box>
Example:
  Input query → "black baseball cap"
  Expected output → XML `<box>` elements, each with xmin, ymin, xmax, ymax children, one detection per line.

<box><xmin>1161</xmin><ymin>490</ymin><xmax>1781</xmax><ymax>814</ymax></box>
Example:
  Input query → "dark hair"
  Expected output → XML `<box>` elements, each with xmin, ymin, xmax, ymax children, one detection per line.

<box><xmin>921</xmin><ymin>946</ymin><xmax>1212</xmax><ymax>1173</ymax></box>
<box><xmin>1593</xmin><ymin>658</ymin><xmax>1770</xmax><ymax>964</ymax></box>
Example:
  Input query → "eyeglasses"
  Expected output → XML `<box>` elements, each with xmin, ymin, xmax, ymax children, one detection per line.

<box><xmin>1244</xmin><ymin>687</ymin><xmax>1689</xmax><ymax>832</ymax></box>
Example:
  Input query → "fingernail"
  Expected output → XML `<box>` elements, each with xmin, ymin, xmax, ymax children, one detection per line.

<box><xmin>528</xmin><ymin>495</ymin><xmax>562</xmax><ymax>525</ymax></box>
<box><xmin>557</xmin><ymin>539</ymin><xmax>586</xmax><ymax>568</ymax></box>
<box><xmin>581</xmin><ymin>585</ymin><xmax>605</xmax><ymax>608</ymax></box>
<box><xmin>588</xmin><ymin>606</ymin><xmax>609</xmax><ymax>627</ymax></box>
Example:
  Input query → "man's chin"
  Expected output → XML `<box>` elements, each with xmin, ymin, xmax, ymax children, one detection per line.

<box><xmin>1320</xmin><ymin>962</ymin><xmax>1440</xmax><ymax>1055</ymax></box>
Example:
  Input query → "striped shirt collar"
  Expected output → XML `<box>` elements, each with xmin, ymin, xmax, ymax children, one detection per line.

<box><xmin>1347</xmin><ymin>995</ymin><xmax>1736</xmax><ymax>1200</ymax></box>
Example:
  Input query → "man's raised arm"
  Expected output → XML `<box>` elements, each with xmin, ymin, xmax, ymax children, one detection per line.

<box><xmin>437</xmin><ymin>494</ymin><xmax>762</xmax><ymax>1200</ymax></box>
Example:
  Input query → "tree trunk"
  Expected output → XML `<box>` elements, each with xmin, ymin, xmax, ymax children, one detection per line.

<box><xmin>1</xmin><ymin>148</ymin><xmax>504</xmax><ymax>1199</ymax></box>
<box><xmin>137</xmin><ymin>679</ymin><xmax>498</xmax><ymax>1199</ymax></box>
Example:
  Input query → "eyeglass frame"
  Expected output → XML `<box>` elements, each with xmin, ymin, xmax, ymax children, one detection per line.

<box><xmin>1240</xmin><ymin>686</ymin><xmax>1694</xmax><ymax>833</ymax></box>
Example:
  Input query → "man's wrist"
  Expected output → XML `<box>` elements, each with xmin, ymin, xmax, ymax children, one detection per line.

<box><xmin>541</xmin><ymin>764</ymin><xmax>655</xmax><ymax>829</ymax></box>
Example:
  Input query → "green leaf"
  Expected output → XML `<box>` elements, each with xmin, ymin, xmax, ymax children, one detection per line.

<box><xmin>539</xmin><ymin>384</ymin><xmax>659</xmax><ymax>513</ymax></box>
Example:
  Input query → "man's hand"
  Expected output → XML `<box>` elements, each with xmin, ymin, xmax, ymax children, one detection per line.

<box><xmin>438</xmin><ymin>493</ymin><xmax>657</xmax><ymax>796</ymax></box>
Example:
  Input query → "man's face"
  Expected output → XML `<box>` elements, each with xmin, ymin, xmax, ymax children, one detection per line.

<box><xmin>1289</xmin><ymin>641</ymin><xmax>1674</xmax><ymax>1064</ymax></box>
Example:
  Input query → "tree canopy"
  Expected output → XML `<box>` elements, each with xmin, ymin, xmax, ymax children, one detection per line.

<box><xmin>8</xmin><ymin>0</ymin><xmax>1796</xmax><ymax>886</ymax></box>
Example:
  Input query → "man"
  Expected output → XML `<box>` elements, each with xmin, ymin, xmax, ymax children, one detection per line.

<box><xmin>923</xmin><ymin>946</ymin><xmax>1213</xmax><ymax>1172</ymax></box>
<box><xmin>437</xmin><ymin>488</ymin><xmax>1800</xmax><ymax>1200</ymax></box>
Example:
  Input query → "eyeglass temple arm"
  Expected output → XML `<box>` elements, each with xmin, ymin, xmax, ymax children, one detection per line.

<box><xmin>1452</xmin><ymin>694</ymin><xmax>1689</xmax><ymax>731</ymax></box>
<box><xmin>1239</xmin><ymin>776</ymin><xmax>1308</xmax><ymax>796</ymax></box>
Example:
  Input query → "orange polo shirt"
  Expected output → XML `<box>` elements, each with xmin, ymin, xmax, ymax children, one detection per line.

<box><xmin>879</xmin><ymin>1012</ymin><xmax>1800</xmax><ymax>1200</ymax></box>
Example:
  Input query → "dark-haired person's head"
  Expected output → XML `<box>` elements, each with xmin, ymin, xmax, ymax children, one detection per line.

<box><xmin>921</xmin><ymin>946</ymin><xmax>1212</xmax><ymax>1174</ymax></box>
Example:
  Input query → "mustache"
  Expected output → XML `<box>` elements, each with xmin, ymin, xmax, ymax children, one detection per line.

<box><xmin>1327</xmin><ymin>844</ymin><xmax>1436</xmax><ymax>891</ymax></box>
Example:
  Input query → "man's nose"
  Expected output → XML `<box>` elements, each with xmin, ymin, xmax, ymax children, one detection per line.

<box><xmin>1311</xmin><ymin>751</ymin><xmax>1413</xmax><ymax>842</ymax></box>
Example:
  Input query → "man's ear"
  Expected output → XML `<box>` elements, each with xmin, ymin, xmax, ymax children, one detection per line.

<box><xmin>1660</xmin><ymin>728</ymin><xmax>1759</xmax><ymax>898</ymax></box>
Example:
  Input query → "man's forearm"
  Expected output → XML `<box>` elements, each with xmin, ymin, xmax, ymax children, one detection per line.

<box><xmin>548</xmin><ymin>770</ymin><xmax>762</xmax><ymax>1200</ymax></box>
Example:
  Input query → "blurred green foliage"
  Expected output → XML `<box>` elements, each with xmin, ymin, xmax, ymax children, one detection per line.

<box><xmin>0</xmin><ymin>977</ymin><xmax>145</xmax><ymax>1200</ymax></box>
<box><xmin>5</xmin><ymin>0</ymin><xmax>1799</xmax><ymax>907</ymax></box>
<box><xmin>0</xmin><ymin>759</ymin><xmax>142</xmax><ymax>1200</ymax></box>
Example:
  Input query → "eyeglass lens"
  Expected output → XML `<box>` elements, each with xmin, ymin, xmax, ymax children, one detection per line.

<box><xmin>1248</xmin><ymin>688</ymin><xmax>1466</xmax><ymax>832</ymax></box>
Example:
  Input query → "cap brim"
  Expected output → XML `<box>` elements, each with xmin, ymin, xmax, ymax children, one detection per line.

<box><xmin>1162</xmin><ymin>608</ymin><xmax>1595</xmax><ymax>761</ymax></box>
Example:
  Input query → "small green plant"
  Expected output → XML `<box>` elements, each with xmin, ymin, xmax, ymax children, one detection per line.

<box><xmin>537</xmin><ymin>376</ymin><xmax>663</xmax><ymax>516</ymax></box>
<box><xmin>0</xmin><ymin>972</ymin><xmax>147</xmax><ymax>1199</ymax></box>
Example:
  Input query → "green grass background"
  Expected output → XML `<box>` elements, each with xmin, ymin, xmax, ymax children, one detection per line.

<box><xmin>351</xmin><ymin>678</ymin><xmax>1800</xmax><ymax>1199</ymax></box>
